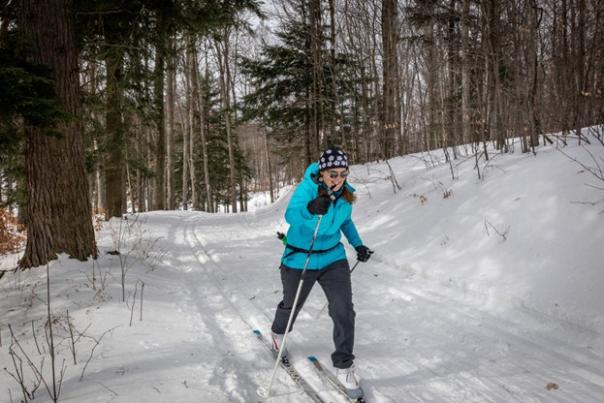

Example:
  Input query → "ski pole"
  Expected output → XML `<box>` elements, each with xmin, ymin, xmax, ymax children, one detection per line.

<box><xmin>261</xmin><ymin>214</ymin><xmax>324</xmax><ymax>398</ymax></box>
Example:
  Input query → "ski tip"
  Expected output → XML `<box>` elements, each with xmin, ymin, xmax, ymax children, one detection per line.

<box><xmin>253</xmin><ymin>329</ymin><xmax>261</xmax><ymax>335</ymax></box>
<box><xmin>307</xmin><ymin>355</ymin><xmax>318</xmax><ymax>362</ymax></box>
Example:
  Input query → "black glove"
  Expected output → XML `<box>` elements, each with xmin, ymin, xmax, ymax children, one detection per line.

<box><xmin>307</xmin><ymin>194</ymin><xmax>332</xmax><ymax>215</ymax></box>
<box><xmin>355</xmin><ymin>245</ymin><xmax>373</xmax><ymax>262</ymax></box>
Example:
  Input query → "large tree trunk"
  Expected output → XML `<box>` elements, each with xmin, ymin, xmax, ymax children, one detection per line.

<box><xmin>381</xmin><ymin>0</ymin><xmax>402</xmax><ymax>158</ymax></box>
<box><xmin>18</xmin><ymin>0</ymin><xmax>97</xmax><ymax>268</ymax></box>
<box><xmin>104</xmin><ymin>27</ymin><xmax>125</xmax><ymax>219</ymax></box>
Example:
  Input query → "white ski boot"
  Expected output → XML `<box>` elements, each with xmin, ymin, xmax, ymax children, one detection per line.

<box><xmin>336</xmin><ymin>363</ymin><xmax>364</xmax><ymax>399</ymax></box>
<box><xmin>271</xmin><ymin>332</ymin><xmax>288</xmax><ymax>358</ymax></box>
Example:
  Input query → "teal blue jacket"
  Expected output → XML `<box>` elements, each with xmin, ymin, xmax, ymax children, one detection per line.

<box><xmin>281</xmin><ymin>163</ymin><xmax>363</xmax><ymax>270</ymax></box>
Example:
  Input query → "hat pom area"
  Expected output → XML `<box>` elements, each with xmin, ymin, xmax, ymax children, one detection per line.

<box><xmin>318</xmin><ymin>146</ymin><xmax>349</xmax><ymax>170</ymax></box>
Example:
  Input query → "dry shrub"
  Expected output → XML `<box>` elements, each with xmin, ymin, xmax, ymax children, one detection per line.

<box><xmin>0</xmin><ymin>208</ymin><xmax>25</xmax><ymax>255</ymax></box>
<box><xmin>93</xmin><ymin>207</ymin><xmax>106</xmax><ymax>231</ymax></box>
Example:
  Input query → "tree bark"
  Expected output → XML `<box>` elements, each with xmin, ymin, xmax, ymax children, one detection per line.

<box><xmin>198</xmin><ymin>50</ymin><xmax>213</xmax><ymax>212</ymax></box>
<box><xmin>104</xmin><ymin>27</ymin><xmax>125</xmax><ymax>219</ymax></box>
<box><xmin>381</xmin><ymin>0</ymin><xmax>402</xmax><ymax>158</ymax></box>
<box><xmin>460</xmin><ymin>0</ymin><xmax>471</xmax><ymax>146</ymax></box>
<box><xmin>310</xmin><ymin>0</ymin><xmax>323</xmax><ymax>153</ymax></box>
<box><xmin>166</xmin><ymin>35</ymin><xmax>176</xmax><ymax>209</ymax></box>
<box><xmin>215</xmin><ymin>31</ymin><xmax>238</xmax><ymax>213</ymax></box>
<box><xmin>18</xmin><ymin>0</ymin><xmax>97</xmax><ymax>268</ymax></box>
<box><xmin>153</xmin><ymin>10</ymin><xmax>166</xmax><ymax>210</ymax></box>
<box><xmin>328</xmin><ymin>0</ymin><xmax>338</xmax><ymax>146</ymax></box>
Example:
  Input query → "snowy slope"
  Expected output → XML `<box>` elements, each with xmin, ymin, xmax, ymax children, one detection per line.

<box><xmin>1</xmin><ymin>129</ymin><xmax>603</xmax><ymax>403</ymax></box>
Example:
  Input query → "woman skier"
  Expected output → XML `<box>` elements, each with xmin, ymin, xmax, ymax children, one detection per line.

<box><xmin>270</xmin><ymin>146</ymin><xmax>372</xmax><ymax>399</ymax></box>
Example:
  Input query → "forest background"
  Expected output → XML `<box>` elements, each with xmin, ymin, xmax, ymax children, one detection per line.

<box><xmin>0</xmin><ymin>0</ymin><xmax>602</xmax><ymax>269</ymax></box>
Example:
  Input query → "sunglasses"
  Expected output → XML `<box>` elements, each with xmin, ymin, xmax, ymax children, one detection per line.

<box><xmin>327</xmin><ymin>170</ymin><xmax>349</xmax><ymax>179</ymax></box>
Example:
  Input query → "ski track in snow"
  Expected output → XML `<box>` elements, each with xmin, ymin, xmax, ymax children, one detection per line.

<box><xmin>170</xmin><ymin>208</ymin><xmax>604</xmax><ymax>403</ymax></box>
<box><xmin>3</xmin><ymin>138</ymin><xmax>604</xmax><ymax>403</ymax></box>
<box><xmin>180</xmin><ymin>213</ymin><xmax>342</xmax><ymax>402</ymax></box>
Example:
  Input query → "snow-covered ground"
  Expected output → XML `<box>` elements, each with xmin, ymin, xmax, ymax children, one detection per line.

<box><xmin>1</xmin><ymin>129</ymin><xmax>604</xmax><ymax>403</ymax></box>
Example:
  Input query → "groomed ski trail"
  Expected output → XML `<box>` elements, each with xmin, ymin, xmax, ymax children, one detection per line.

<box><xmin>172</xmin><ymin>209</ymin><xmax>604</xmax><ymax>403</ymax></box>
<box><xmin>179</xmin><ymin>213</ymin><xmax>342</xmax><ymax>402</ymax></box>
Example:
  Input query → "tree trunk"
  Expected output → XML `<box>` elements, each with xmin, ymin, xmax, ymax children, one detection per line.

<box><xmin>182</xmin><ymin>48</ymin><xmax>191</xmax><ymax>210</ymax></box>
<box><xmin>460</xmin><ymin>0</ymin><xmax>471</xmax><ymax>146</ymax></box>
<box><xmin>187</xmin><ymin>36</ymin><xmax>200</xmax><ymax>209</ymax></box>
<box><xmin>574</xmin><ymin>0</ymin><xmax>586</xmax><ymax>141</ymax></box>
<box><xmin>166</xmin><ymin>36</ymin><xmax>176</xmax><ymax>209</ymax></box>
<box><xmin>382</xmin><ymin>0</ymin><xmax>402</xmax><ymax>158</ymax></box>
<box><xmin>199</xmin><ymin>51</ymin><xmax>213</xmax><ymax>212</ymax></box>
<box><xmin>18</xmin><ymin>0</ymin><xmax>97</xmax><ymax>268</ymax></box>
<box><xmin>265</xmin><ymin>131</ymin><xmax>274</xmax><ymax>203</ymax></box>
<box><xmin>328</xmin><ymin>0</ymin><xmax>338</xmax><ymax>146</ymax></box>
<box><xmin>215</xmin><ymin>31</ymin><xmax>238</xmax><ymax>213</ymax></box>
<box><xmin>153</xmin><ymin>10</ymin><xmax>166</xmax><ymax>210</ymax></box>
<box><xmin>422</xmin><ymin>2</ymin><xmax>438</xmax><ymax>152</ymax></box>
<box><xmin>104</xmin><ymin>28</ymin><xmax>125</xmax><ymax>219</ymax></box>
<box><xmin>310</xmin><ymin>0</ymin><xmax>323</xmax><ymax>154</ymax></box>
<box><xmin>136</xmin><ymin>128</ymin><xmax>146</xmax><ymax>212</ymax></box>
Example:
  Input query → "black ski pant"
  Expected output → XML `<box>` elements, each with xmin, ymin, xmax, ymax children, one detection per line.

<box><xmin>271</xmin><ymin>259</ymin><xmax>355</xmax><ymax>369</ymax></box>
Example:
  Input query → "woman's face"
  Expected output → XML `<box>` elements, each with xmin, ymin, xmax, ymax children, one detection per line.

<box><xmin>320</xmin><ymin>168</ymin><xmax>349</xmax><ymax>192</ymax></box>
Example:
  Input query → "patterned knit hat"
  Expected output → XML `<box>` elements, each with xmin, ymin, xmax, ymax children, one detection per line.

<box><xmin>318</xmin><ymin>147</ymin><xmax>349</xmax><ymax>171</ymax></box>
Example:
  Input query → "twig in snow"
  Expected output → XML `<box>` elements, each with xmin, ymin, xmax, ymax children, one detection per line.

<box><xmin>558</xmin><ymin>147</ymin><xmax>604</xmax><ymax>182</ymax></box>
<box><xmin>5</xmin><ymin>347</ymin><xmax>30</xmax><ymax>402</ymax></box>
<box><xmin>67</xmin><ymin>309</ymin><xmax>77</xmax><ymax>364</ymax></box>
<box><xmin>484</xmin><ymin>218</ymin><xmax>510</xmax><ymax>241</ymax></box>
<box><xmin>139</xmin><ymin>282</ymin><xmax>145</xmax><ymax>322</ymax></box>
<box><xmin>570</xmin><ymin>198</ymin><xmax>604</xmax><ymax>206</ymax></box>
<box><xmin>31</xmin><ymin>320</ymin><xmax>42</xmax><ymax>355</ymax></box>
<box><xmin>80</xmin><ymin>327</ymin><xmax>118</xmax><ymax>381</ymax></box>
<box><xmin>129</xmin><ymin>282</ymin><xmax>139</xmax><ymax>327</ymax></box>
<box><xmin>7</xmin><ymin>324</ymin><xmax>46</xmax><ymax>401</ymax></box>
<box><xmin>45</xmin><ymin>263</ymin><xmax>59</xmax><ymax>403</ymax></box>
<box><xmin>91</xmin><ymin>258</ymin><xmax>97</xmax><ymax>290</ymax></box>
<box><xmin>585</xmin><ymin>183</ymin><xmax>604</xmax><ymax>191</ymax></box>
<box><xmin>57</xmin><ymin>359</ymin><xmax>67</xmax><ymax>400</ymax></box>
<box><xmin>73</xmin><ymin>323</ymin><xmax>93</xmax><ymax>345</ymax></box>
<box><xmin>97</xmin><ymin>382</ymin><xmax>118</xmax><ymax>396</ymax></box>
<box><xmin>384</xmin><ymin>160</ymin><xmax>402</xmax><ymax>193</ymax></box>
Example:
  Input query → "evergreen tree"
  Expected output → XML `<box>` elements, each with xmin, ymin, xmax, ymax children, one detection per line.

<box><xmin>241</xmin><ymin>14</ymin><xmax>359</xmax><ymax>169</ymax></box>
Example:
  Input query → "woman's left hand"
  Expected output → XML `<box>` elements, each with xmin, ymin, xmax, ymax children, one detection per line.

<box><xmin>355</xmin><ymin>245</ymin><xmax>373</xmax><ymax>262</ymax></box>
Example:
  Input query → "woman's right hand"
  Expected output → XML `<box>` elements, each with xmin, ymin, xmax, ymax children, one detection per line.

<box><xmin>307</xmin><ymin>194</ymin><xmax>331</xmax><ymax>215</ymax></box>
